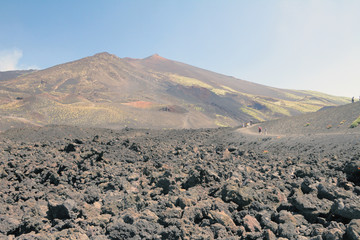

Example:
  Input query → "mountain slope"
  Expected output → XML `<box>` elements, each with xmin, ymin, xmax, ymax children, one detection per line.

<box><xmin>240</xmin><ymin>102</ymin><xmax>360</xmax><ymax>135</ymax></box>
<box><xmin>0</xmin><ymin>52</ymin><xmax>349</xmax><ymax>131</ymax></box>
<box><xmin>0</xmin><ymin>69</ymin><xmax>36</xmax><ymax>82</ymax></box>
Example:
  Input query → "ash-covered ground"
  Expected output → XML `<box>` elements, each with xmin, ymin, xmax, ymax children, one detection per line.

<box><xmin>0</xmin><ymin>125</ymin><xmax>359</xmax><ymax>239</ymax></box>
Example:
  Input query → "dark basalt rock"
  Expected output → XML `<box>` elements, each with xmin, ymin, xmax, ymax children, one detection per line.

<box><xmin>221</xmin><ymin>184</ymin><xmax>254</xmax><ymax>208</ymax></box>
<box><xmin>0</xmin><ymin>216</ymin><xmax>21</xmax><ymax>235</ymax></box>
<box><xmin>291</xmin><ymin>190</ymin><xmax>333</xmax><ymax>222</ymax></box>
<box><xmin>0</xmin><ymin>126</ymin><xmax>360</xmax><ymax>239</ymax></box>
<box><xmin>63</xmin><ymin>143</ymin><xmax>77</xmax><ymax>153</ymax></box>
<box><xmin>331</xmin><ymin>198</ymin><xmax>360</xmax><ymax>220</ymax></box>
<box><xmin>344</xmin><ymin>161</ymin><xmax>360</xmax><ymax>186</ymax></box>
<box><xmin>48</xmin><ymin>199</ymin><xmax>78</xmax><ymax>220</ymax></box>
<box><xmin>346</xmin><ymin>219</ymin><xmax>360</xmax><ymax>240</ymax></box>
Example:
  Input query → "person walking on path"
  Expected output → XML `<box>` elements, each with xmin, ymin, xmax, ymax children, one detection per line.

<box><xmin>352</xmin><ymin>97</ymin><xmax>355</xmax><ymax>103</ymax></box>
<box><xmin>258</xmin><ymin>126</ymin><xmax>262</xmax><ymax>135</ymax></box>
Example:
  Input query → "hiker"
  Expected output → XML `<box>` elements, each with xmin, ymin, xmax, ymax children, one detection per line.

<box><xmin>352</xmin><ymin>97</ymin><xmax>354</xmax><ymax>103</ymax></box>
<box><xmin>258</xmin><ymin>126</ymin><xmax>262</xmax><ymax>134</ymax></box>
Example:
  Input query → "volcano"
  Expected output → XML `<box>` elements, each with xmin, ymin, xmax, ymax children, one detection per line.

<box><xmin>0</xmin><ymin>52</ymin><xmax>349</xmax><ymax>131</ymax></box>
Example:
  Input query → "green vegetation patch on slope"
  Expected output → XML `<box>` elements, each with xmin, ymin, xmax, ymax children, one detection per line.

<box><xmin>0</xmin><ymin>101</ymin><xmax>26</xmax><ymax>111</ymax></box>
<box><xmin>214</xmin><ymin>114</ymin><xmax>233</xmax><ymax>127</ymax></box>
<box><xmin>277</xmin><ymin>100</ymin><xmax>322</xmax><ymax>113</ymax></box>
<box><xmin>1</xmin><ymin>94</ymin><xmax>127</xmax><ymax>126</ymax></box>
<box><xmin>168</xmin><ymin>74</ymin><xmax>234</xmax><ymax>96</ymax></box>
<box><xmin>299</xmin><ymin>90</ymin><xmax>350</xmax><ymax>104</ymax></box>
<box><xmin>238</xmin><ymin>91</ymin><xmax>321</xmax><ymax>117</ymax></box>
<box><xmin>240</xmin><ymin>107</ymin><xmax>265</xmax><ymax>121</ymax></box>
<box><xmin>221</xmin><ymin>85</ymin><xmax>239</xmax><ymax>94</ymax></box>
<box><xmin>39</xmin><ymin>103</ymin><xmax>125</xmax><ymax>125</ymax></box>
<box><xmin>168</xmin><ymin>74</ymin><xmax>212</xmax><ymax>89</ymax></box>
<box><xmin>281</xmin><ymin>91</ymin><xmax>305</xmax><ymax>100</ymax></box>
<box><xmin>350</xmin><ymin>115</ymin><xmax>360</xmax><ymax>128</ymax></box>
<box><xmin>249</xmin><ymin>93</ymin><xmax>330</xmax><ymax>117</ymax></box>
<box><xmin>255</xmin><ymin>99</ymin><xmax>291</xmax><ymax>116</ymax></box>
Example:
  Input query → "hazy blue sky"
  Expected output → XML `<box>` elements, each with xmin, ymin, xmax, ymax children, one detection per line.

<box><xmin>1</xmin><ymin>0</ymin><xmax>359</xmax><ymax>97</ymax></box>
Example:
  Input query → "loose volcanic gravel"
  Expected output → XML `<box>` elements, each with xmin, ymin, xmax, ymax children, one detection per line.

<box><xmin>0</xmin><ymin>126</ymin><xmax>359</xmax><ymax>239</ymax></box>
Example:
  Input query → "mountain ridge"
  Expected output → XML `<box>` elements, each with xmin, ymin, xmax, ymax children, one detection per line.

<box><xmin>0</xmin><ymin>69</ymin><xmax>37</xmax><ymax>82</ymax></box>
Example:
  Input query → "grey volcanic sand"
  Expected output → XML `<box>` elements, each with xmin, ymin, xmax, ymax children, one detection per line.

<box><xmin>0</xmin><ymin>125</ymin><xmax>359</xmax><ymax>239</ymax></box>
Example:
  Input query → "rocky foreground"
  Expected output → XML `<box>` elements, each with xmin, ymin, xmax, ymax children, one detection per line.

<box><xmin>0</xmin><ymin>126</ymin><xmax>359</xmax><ymax>239</ymax></box>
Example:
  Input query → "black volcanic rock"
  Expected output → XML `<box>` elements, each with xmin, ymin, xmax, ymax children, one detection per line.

<box><xmin>0</xmin><ymin>125</ymin><xmax>360</xmax><ymax>239</ymax></box>
<box><xmin>331</xmin><ymin>198</ymin><xmax>360</xmax><ymax>220</ymax></box>
<box><xmin>346</xmin><ymin>219</ymin><xmax>360</xmax><ymax>240</ymax></box>
<box><xmin>221</xmin><ymin>184</ymin><xmax>254</xmax><ymax>209</ymax></box>
<box><xmin>48</xmin><ymin>199</ymin><xmax>78</xmax><ymax>220</ymax></box>
<box><xmin>344</xmin><ymin>160</ymin><xmax>360</xmax><ymax>186</ymax></box>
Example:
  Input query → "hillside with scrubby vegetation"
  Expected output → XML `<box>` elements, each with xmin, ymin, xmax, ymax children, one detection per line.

<box><xmin>0</xmin><ymin>52</ymin><xmax>349</xmax><ymax>131</ymax></box>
